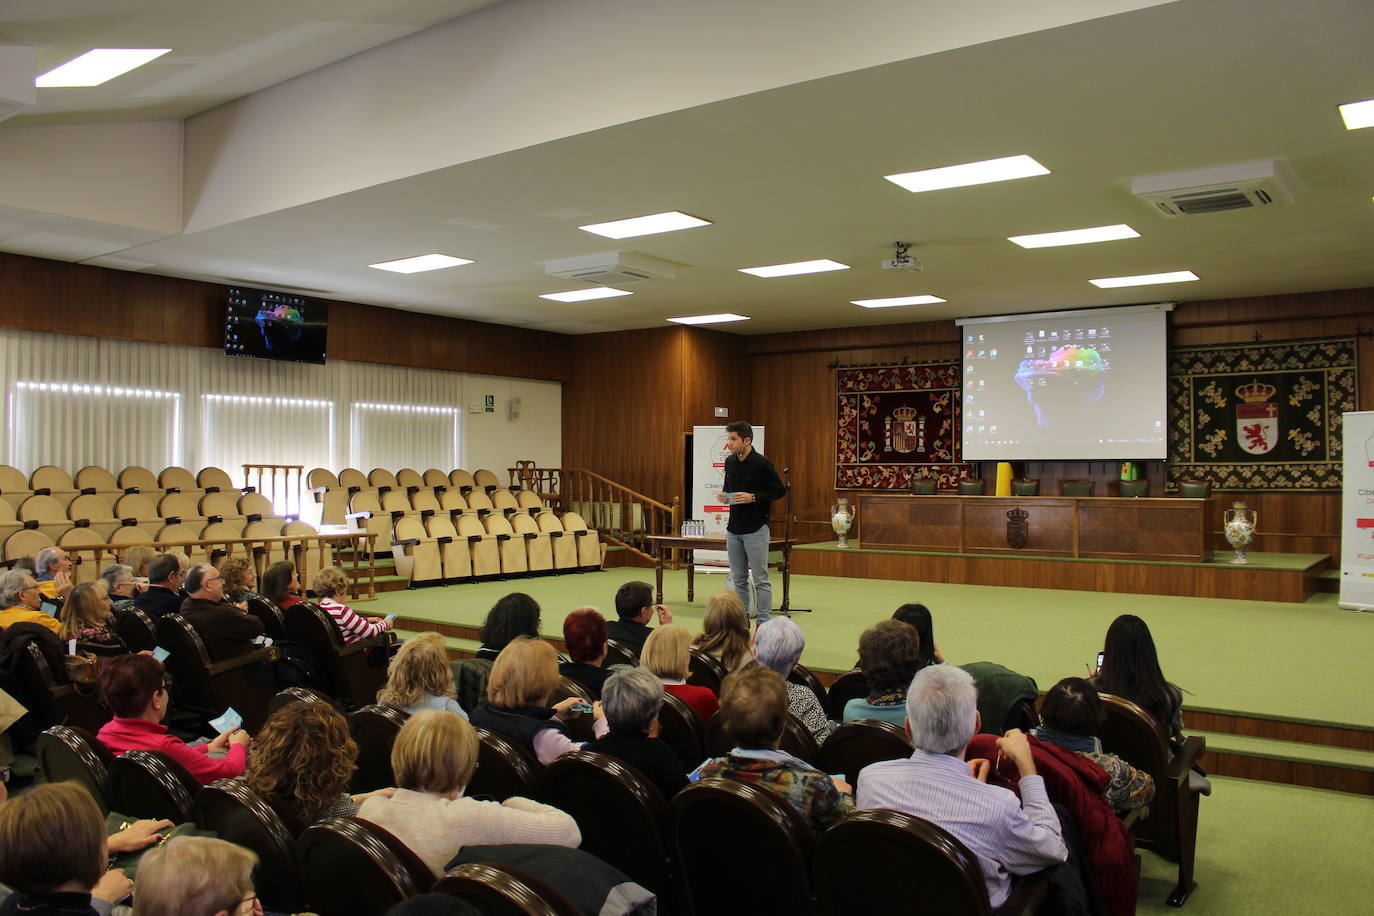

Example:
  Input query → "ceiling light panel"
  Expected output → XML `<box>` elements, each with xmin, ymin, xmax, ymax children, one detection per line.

<box><xmin>368</xmin><ymin>254</ymin><xmax>474</xmax><ymax>273</ymax></box>
<box><xmin>579</xmin><ymin>211</ymin><xmax>711</xmax><ymax>239</ymax></box>
<box><xmin>739</xmin><ymin>259</ymin><xmax>850</xmax><ymax>278</ymax></box>
<box><xmin>1008</xmin><ymin>224</ymin><xmax>1140</xmax><ymax>249</ymax></box>
<box><xmin>36</xmin><ymin>49</ymin><xmax>172</xmax><ymax>87</ymax></box>
<box><xmin>885</xmin><ymin>155</ymin><xmax>1050</xmax><ymax>193</ymax></box>
<box><xmin>1089</xmin><ymin>270</ymin><xmax>1199</xmax><ymax>289</ymax></box>
<box><xmin>1338</xmin><ymin>99</ymin><xmax>1374</xmax><ymax>130</ymax></box>
<box><xmin>851</xmin><ymin>295</ymin><xmax>946</xmax><ymax>308</ymax></box>
<box><xmin>668</xmin><ymin>313</ymin><xmax>750</xmax><ymax>325</ymax></box>
<box><xmin>539</xmin><ymin>287</ymin><xmax>633</xmax><ymax>302</ymax></box>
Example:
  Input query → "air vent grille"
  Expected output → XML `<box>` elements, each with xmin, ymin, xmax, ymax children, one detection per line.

<box><xmin>1131</xmin><ymin>160</ymin><xmax>1294</xmax><ymax>218</ymax></box>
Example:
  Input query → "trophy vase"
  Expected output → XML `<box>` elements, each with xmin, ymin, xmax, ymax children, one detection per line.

<box><xmin>1222</xmin><ymin>500</ymin><xmax>1257</xmax><ymax>565</ymax></box>
<box><xmin>831</xmin><ymin>498</ymin><xmax>856</xmax><ymax>549</ymax></box>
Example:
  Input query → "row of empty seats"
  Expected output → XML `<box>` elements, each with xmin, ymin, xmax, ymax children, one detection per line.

<box><xmin>310</xmin><ymin>466</ymin><xmax>513</xmax><ymax>526</ymax></box>
<box><xmin>0</xmin><ymin>464</ymin><xmax>246</xmax><ymax>507</ymax></box>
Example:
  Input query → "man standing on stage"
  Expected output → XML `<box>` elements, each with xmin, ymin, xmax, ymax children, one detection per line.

<box><xmin>714</xmin><ymin>421</ymin><xmax>786</xmax><ymax>625</ymax></box>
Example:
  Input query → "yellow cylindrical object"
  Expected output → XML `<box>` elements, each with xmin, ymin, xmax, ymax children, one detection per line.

<box><xmin>995</xmin><ymin>461</ymin><xmax>1014</xmax><ymax>496</ymax></box>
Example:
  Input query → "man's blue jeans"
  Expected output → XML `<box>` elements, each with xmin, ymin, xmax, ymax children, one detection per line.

<box><xmin>725</xmin><ymin>524</ymin><xmax>771</xmax><ymax>623</ymax></box>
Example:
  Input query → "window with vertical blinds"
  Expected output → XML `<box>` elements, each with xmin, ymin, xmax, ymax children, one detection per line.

<box><xmin>201</xmin><ymin>395</ymin><xmax>334</xmax><ymax>490</ymax></box>
<box><xmin>350</xmin><ymin>403</ymin><xmax>460</xmax><ymax>473</ymax></box>
<box><xmin>8</xmin><ymin>382</ymin><xmax>180</xmax><ymax>472</ymax></box>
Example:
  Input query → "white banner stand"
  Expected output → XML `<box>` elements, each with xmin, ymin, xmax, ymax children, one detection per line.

<box><xmin>690</xmin><ymin>425</ymin><xmax>763</xmax><ymax>572</ymax></box>
<box><xmin>1339</xmin><ymin>410</ymin><xmax>1374</xmax><ymax>611</ymax></box>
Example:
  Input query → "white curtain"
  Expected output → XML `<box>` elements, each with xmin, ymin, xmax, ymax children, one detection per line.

<box><xmin>202</xmin><ymin>394</ymin><xmax>335</xmax><ymax>489</ymax></box>
<box><xmin>8</xmin><ymin>382</ymin><xmax>180</xmax><ymax>472</ymax></box>
<box><xmin>350</xmin><ymin>403</ymin><xmax>459</xmax><ymax>473</ymax></box>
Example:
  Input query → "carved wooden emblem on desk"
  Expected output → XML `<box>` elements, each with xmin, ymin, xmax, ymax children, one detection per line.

<box><xmin>1006</xmin><ymin>507</ymin><xmax>1029</xmax><ymax>549</ymax></box>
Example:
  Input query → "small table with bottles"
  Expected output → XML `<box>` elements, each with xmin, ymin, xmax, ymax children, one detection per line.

<box><xmin>645</xmin><ymin>533</ymin><xmax>794</xmax><ymax>610</ymax></box>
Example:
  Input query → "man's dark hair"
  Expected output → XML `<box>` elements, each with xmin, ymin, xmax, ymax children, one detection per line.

<box><xmin>479</xmin><ymin>593</ymin><xmax>541</xmax><ymax>650</ymax></box>
<box><xmin>1041</xmin><ymin>677</ymin><xmax>1105</xmax><ymax>736</ymax></box>
<box><xmin>614</xmin><ymin>580</ymin><xmax>654</xmax><ymax>621</ymax></box>
<box><xmin>725</xmin><ymin>421</ymin><xmax>753</xmax><ymax>441</ymax></box>
<box><xmin>148</xmin><ymin>554</ymin><xmax>181</xmax><ymax>585</ymax></box>
<box><xmin>184</xmin><ymin>563</ymin><xmax>214</xmax><ymax>595</ymax></box>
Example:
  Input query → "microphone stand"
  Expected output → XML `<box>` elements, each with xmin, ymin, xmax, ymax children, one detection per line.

<box><xmin>779</xmin><ymin>466</ymin><xmax>810</xmax><ymax>615</ymax></box>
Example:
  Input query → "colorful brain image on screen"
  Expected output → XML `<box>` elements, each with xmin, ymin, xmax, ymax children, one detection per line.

<box><xmin>1013</xmin><ymin>343</ymin><xmax>1105</xmax><ymax>427</ymax></box>
<box><xmin>255</xmin><ymin>303</ymin><xmax>305</xmax><ymax>351</ymax></box>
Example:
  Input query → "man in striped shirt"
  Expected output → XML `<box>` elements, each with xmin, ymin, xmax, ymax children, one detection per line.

<box><xmin>856</xmin><ymin>665</ymin><xmax>1067</xmax><ymax>908</ymax></box>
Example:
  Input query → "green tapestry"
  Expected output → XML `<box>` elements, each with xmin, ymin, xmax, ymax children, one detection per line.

<box><xmin>1167</xmin><ymin>337</ymin><xmax>1358</xmax><ymax>491</ymax></box>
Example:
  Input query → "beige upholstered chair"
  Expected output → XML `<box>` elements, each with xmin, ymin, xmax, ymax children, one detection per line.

<box><xmin>449</xmin><ymin>469</ymin><xmax>476</xmax><ymax>493</ymax></box>
<box><xmin>472</xmin><ymin>469</ymin><xmax>501</xmax><ymax>493</ymax></box>
<box><xmin>74</xmin><ymin>465</ymin><xmax>118</xmax><ymax>493</ymax></box>
<box><xmin>510</xmin><ymin>512</ymin><xmax>553</xmax><ymax>573</ymax></box>
<box><xmin>515</xmin><ymin>490</ymin><xmax>544</xmax><ymax>513</ymax></box>
<box><xmin>438</xmin><ymin>490</ymin><xmax>469</xmax><ymax>517</ymax></box>
<box><xmin>67</xmin><ymin>494</ymin><xmax>121</xmax><ymax>538</ymax></box>
<box><xmin>465</xmin><ymin>490</ymin><xmax>495</xmax><ymax>519</ymax></box>
<box><xmin>539</xmin><ymin>511</ymin><xmax>578</xmax><ymax>571</ymax></box>
<box><xmin>338</xmin><ymin>468</ymin><xmax>369</xmax><ymax>491</ymax></box>
<box><xmin>114</xmin><ymin>493</ymin><xmax>162</xmax><ymax>529</ymax></box>
<box><xmin>562</xmin><ymin>511</ymin><xmax>601</xmax><ymax>569</ymax></box>
<box><xmin>422</xmin><ymin>468</ymin><xmax>448</xmax><ymax>487</ymax></box>
<box><xmin>4</xmin><ymin>528</ymin><xmax>55</xmax><ymax>564</ymax></box>
<box><xmin>409</xmin><ymin>490</ymin><xmax>440</xmax><ymax>515</ymax></box>
<box><xmin>379</xmin><ymin>490</ymin><xmax>412</xmax><ymax>518</ymax></box>
<box><xmin>200</xmin><ymin>492</ymin><xmax>245</xmax><ymax>521</ymax></box>
<box><xmin>0</xmin><ymin>466</ymin><xmax>32</xmax><ymax>510</ymax></box>
<box><xmin>158</xmin><ymin>466</ymin><xmax>199</xmax><ymax>493</ymax></box>
<box><xmin>56</xmin><ymin>526</ymin><xmax>108</xmax><ymax>583</ymax></box>
<box><xmin>29</xmin><ymin>465</ymin><xmax>74</xmax><ymax>494</ymax></box>
<box><xmin>392</xmin><ymin>516</ymin><xmax>442</xmax><ymax>585</ymax></box>
<box><xmin>483</xmin><ymin>513</ymin><xmax>529</xmax><ymax>576</ymax></box>
<box><xmin>491</xmin><ymin>489</ymin><xmax>520</xmax><ymax>518</ymax></box>
<box><xmin>119</xmin><ymin>466</ymin><xmax>159</xmax><ymax>493</ymax></box>
<box><xmin>457</xmin><ymin>513</ymin><xmax>501</xmax><ymax>579</ymax></box>
<box><xmin>395</xmin><ymin>468</ymin><xmax>423</xmax><ymax>489</ymax></box>
<box><xmin>196</xmin><ymin>467</ymin><xmax>237</xmax><ymax>492</ymax></box>
<box><xmin>368</xmin><ymin>468</ymin><xmax>398</xmax><ymax>489</ymax></box>
<box><xmin>424</xmin><ymin>515</ymin><xmax>473</xmax><ymax>582</ymax></box>
<box><xmin>108</xmin><ymin>526</ymin><xmax>156</xmax><ymax>549</ymax></box>
<box><xmin>345</xmin><ymin>491</ymin><xmax>392</xmax><ymax>543</ymax></box>
<box><xmin>157</xmin><ymin>493</ymin><xmax>205</xmax><ymax>527</ymax></box>
<box><xmin>20</xmin><ymin>495</ymin><xmax>70</xmax><ymax>540</ymax></box>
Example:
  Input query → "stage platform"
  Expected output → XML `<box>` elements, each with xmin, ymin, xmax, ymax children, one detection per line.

<box><xmin>791</xmin><ymin>540</ymin><xmax>1331</xmax><ymax>603</ymax></box>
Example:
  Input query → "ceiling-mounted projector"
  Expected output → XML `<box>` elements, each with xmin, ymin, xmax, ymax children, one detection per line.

<box><xmin>543</xmin><ymin>251</ymin><xmax>680</xmax><ymax>286</ymax></box>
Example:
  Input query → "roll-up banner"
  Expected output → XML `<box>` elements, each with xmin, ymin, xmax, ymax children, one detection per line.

<box><xmin>690</xmin><ymin>425</ymin><xmax>764</xmax><ymax>570</ymax></box>
<box><xmin>1339</xmin><ymin>410</ymin><xmax>1374</xmax><ymax>611</ymax></box>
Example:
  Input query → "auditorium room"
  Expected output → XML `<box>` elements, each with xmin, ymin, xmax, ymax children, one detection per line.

<box><xmin>0</xmin><ymin>0</ymin><xmax>1371</xmax><ymax>914</ymax></box>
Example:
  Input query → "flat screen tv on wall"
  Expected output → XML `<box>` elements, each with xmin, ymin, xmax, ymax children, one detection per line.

<box><xmin>225</xmin><ymin>286</ymin><xmax>328</xmax><ymax>365</ymax></box>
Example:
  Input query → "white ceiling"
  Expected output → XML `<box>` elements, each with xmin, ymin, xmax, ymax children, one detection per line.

<box><xmin>3</xmin><ymin>0</ymin><xmax>1373</xmax><ymax>335</ymax></box>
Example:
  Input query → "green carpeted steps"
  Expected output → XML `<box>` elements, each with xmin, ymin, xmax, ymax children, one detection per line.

<box><xmin>335</xmin><ymin>549</ymin><xmax>409</xmax><ymax>594</ymax></box>
<box><xmin>1317</xmin><ymin>568</ymin><xmax>1341</xmax><ymax>593</ymax></box>
<box><xmin>1194</xmin><ymin>730</ymin><xmax>1374</xmax><ymax>795</ymax></box>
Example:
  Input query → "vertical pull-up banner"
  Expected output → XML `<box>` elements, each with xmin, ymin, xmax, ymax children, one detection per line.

<box><xmin>691</xmin><ymin>425</ymin><xmax>764</xmax><ymax>570</ymax></box>
<box><xmin>1339</xmin><ymin>410</ymin><xmax>1374</xmax><ymax>611</ymax></box>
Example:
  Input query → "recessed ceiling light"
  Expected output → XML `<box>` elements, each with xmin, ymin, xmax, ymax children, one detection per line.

<box><xmin>1008</xmin><ymin>224</ymin><xmax>1140</xmax><ymax>249</ymax></box>
<box><xmin>739</xmin><ymin>259</ymin><xmax>849</xmax><ymax>278</ymax></box>
<box><xmin>579</xmin><ymin>211</ymin><xmax>711</xmax><ymax>239</ymax></box>
<box><xmin>35</xmin><ymin>49</ymin><xmax>172</xmax><ymax>87</ymax></box>
<box><xmin>1089</xmin><ymin>270</ymin><xmax>1199</xmax><ymax>289</ymax></box>
<box><xmin>668</xmin><ymin>313</ymin><xmax>750</xmax><ymax>325</ymax></box>
<box><xmin>368</xmin><ymin>254</ymin><xmax>474</xmax><ymax>273</ymax></box>
<box><xmin>885</xmin><ymin>155</ymin><xmax>1050</xmax><ymax>193</ymax></box>
<box><xmin>851</xmin><ymin>295</ymin><xmax>947</xmax><ymax>308</ymax></box>
<box><xmin>1338</xmin><ymin>99</ymin><xmax>1374</xmax><ymax>130</ymax></box>
<box><xmin>539</xmin><ymin>287</ymin><xmax>634</xmax><ymax>302</ymax></box>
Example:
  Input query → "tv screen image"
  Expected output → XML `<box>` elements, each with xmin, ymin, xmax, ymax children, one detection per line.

<box><xmin>225</xmin><ymin>287</ymin><xmax>328</xmax><ymax>365</ymax></box>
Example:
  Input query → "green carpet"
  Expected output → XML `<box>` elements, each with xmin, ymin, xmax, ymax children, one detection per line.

<box><xmin>371</xmin><ymin>565</ymin><xmax>1374</xmax><ymax>728</ymax></box>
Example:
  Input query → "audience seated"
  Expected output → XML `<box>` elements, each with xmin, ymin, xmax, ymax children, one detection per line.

<box><xmin>1034</xmin><ymin>678</ymin><xmax>1154</xmax><ymax>812</ymax></box>
<box><xmin>855</xmin><ymin>665</ymin><xmax>1067</xmax><ymax>909</ymax></box>
<box><xmin>218</xmin><ymin>556</ymin><xmax>260</xmax><ymax>606</ymax></box>
<box><xmin>246</xmin><ymin>699</ymin><xmax>390</xmax><ymax>833</ymax></box>
<box><xmin>693</xmin><ymin>591</ymin><xmax>754</xmax><ymax>675</ymax></box>
<box><xmin>312</xmin><ymin>567</ymin><xmax>392</xmax><ymax>645</ymax></box>
<box><xmin>1092</xmin><ymin>613</ymin><xmax>1185</xmax><ymax>746</ymax></box>
<box><xmin>33</xmin><ymin>546</ymin><xmax>74</xmax><ymax>602</ymax></box>
<box><xmin>0</xmin><ymin>782</ymin><xmax>133</xmax><ymax>916</ymax></box>
<box><xmin>845</xmin><ymin>620</ymin><xmax>922</xmax><ymax>725</ymax></box>
<box><xmin>96</xmin><ymin>654</ymin><xmax>251</xmax><ymax>784</ymax></box>
<box><xmin>131</xmin><ymin>835</ymin><xmax>261</xmax><ymax>916</ymax></box>
<box><xmin>454</xmin><ymin>594</ymin><xmax>543</xmax><ymax>709</ymax></box>
<box><xmin>961</xmin><ymin>661</ymin><xmax>1041</xmax><ymax>735</ymax></box>
<box><xmin>133</xmin><ymin>555</ymin><xmax>184</xmax><ymax>620</ymax></box>
<box><xmin>468</xmin><ymin>637</ymin><xmax>608</xmax><ymax>764</ymax></box>
<box><xmin>641</xmin><ymin>625</ymin><xmax>718</xmax><ymax>723</ymax></box>
<box><xmin>179</xmin><ymin>564</ymin><xmax>269</xmax><ymax>662</ymax></box>
<box><xmin>378</xmin><ymin>632</ymin><xmax>468</xmax><ymax>718</ymax></box>
<box><xmin>58</xmin><ymin>582</ymin><xmax>123</xmax><ymax>656</ymax></box>
<box><xmin>605</xmin><ymin>581</ymin><xmax>671</xmax><ymax>655</ymax></box>
<box><xmin>753</xmin><ymin>617</ymin><xmax>836</xmax><ymax>742</ymax></box>
<box><xmin>124</xmin><ymin>546</ymin><xmax>156</xmax><ymax>583</ymax></box>
<box><xmin>893</xmin><ymin>602</ymin><xmax>943</xmax><ymax>667</ymax></box>
<box><xmin>98</xmin><ymin>564</ymin><xmax>138</xmax><ymax>613</ymax></box>
<box><xmin>357</xmin><ymin>709</ymin><xmax>580</xmax><ymax>875</ymax></box>
<box><xmin>582</xmin><ymin>667</ymin><xmax>689</xmax><ymax>798</ymax></box>
<box><xmin>0</xmin><ymin>568</ymin><xmax>60</xmax><ymax>634</ymax></box>
<box><xmin>259</xmin><ymin>560</ymin><xmax>301</xmax><ymax>611</ymax></box>
<box><xmin>558</xmin><ymin>607</ymin><xmax>610</xmax><ymax>697</ymax></box>
<box><xmin>691</xmin><ymin>666</ymin><xmax>852</xmax><ymax>832</ymax></box>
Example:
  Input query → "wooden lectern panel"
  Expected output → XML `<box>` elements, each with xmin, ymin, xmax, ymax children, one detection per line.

<box><xmin>962</xmin><ymin>499</ymin><xmax>1075</xmax><ymax>556</ymax></box>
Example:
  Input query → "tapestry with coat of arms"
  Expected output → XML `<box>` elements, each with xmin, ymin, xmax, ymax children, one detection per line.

<box><xmin>1167</xmin><ymin>337</ymin><xmax>1358</xmax><ymax>491</ymax></box>
<box><xmin>835</xmin><ymin>362</ymin><xmax>973</xmax><ymax>489</ymax></box>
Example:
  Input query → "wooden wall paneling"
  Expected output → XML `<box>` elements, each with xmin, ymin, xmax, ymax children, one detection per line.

<box><xmin>678</xmin><ymin>328</ymin><xmax>750</xmax><ymax>431</ymax></box>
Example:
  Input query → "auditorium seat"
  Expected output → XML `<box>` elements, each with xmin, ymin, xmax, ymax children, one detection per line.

<box><xmin>158</xmin><ymin>466</ymin><xmax>200</xmax><ymax>493</ymax></box>
<box><xmin>380</xmin><ymin>489</ymin><xmax>413</xmax><ymax>518</ymax></box>
<box><xmin>409</xmin><ymin>488</ymin><xmax>441</xmax><ymax>516</ymax></box>
<box><xmin>298</xmin><ymin>817</ymin><xmax>436</xmax><ymax>916</ymax></box>
<box><xmin>3</xmin><ymin>528</ymin><xmax>54</xmax><ymax>565</ymax></box>
<box><xmin>670</xmin><ymin>778</ymin><xmax>815</xmax><ymax>914</ymax></box>
<box><xmin>108</xmin><ymin>526</ymin><xmax>157</xmax><ymax>554</ymax></box>
<box><xmin>30</xmin><ymin>464</ymin><xmax>75</xmax><ymax>495</ymax></box>
<box><xmin>449</xmin><ymin>469</ymin><xmax>476</xmax><ymax>493</ymax></box>
<box><xmin>704</xmin><ymin>710</ymin><xmax>818</xmax><ymax>763</ymax></box>
<box><xmin>286</xmin><ymin>602</ymin><xmax>391</xmax><ymax>708</ymax></box>
<box><xmin>309</xmin><ymin>468</ymin><xmax>349</xmax><ymax>526</ymax></box>
<box><xmin>423</xmin><ymin>468</ymin><xmax>449</xmax><ymax>487</ymax></box>
<box><xmin>393</xmin><ymin>516</ymin><xmax>443</xmax><ymax>585</ymax></box>
<box><xmin>338</xmin><ymin>467</ymin><xmax>369</xmax><ymax>491</ymax></box>
<box><xmin>434</xmin><ymin>863</ymin><xmax>581</xmax><ymax>916</ymax></box>
<box><xmin>822</xmin><ymin>668</ymin><xmax>869</xmax><ymax>720</ymax></box>
<box><xmin>1060</xmin><ymin>479</ymin><xmax>1095</xmax><ymax>497</ymax></box>
<box><xmin>155</xmin><ymin>612</ymin><xmax>277</xmax><ymax>732</ymax></box>
<box><xmin>156</xmin><ymin>491</ymin><xmax>204</xmax><ymax>525</ymax></box>
<box><xmin>114</xmin><ymin>493</ymin><xmax>164</xmax><ymax>531</ymax></box>
<box><xmin>814</xmin><ymin>809</ymin><xmax>1048</xmax><ymax>916</ymax></box>
<box><xmin>548</xmin><ymin>676</ymin><xmax>595</xmax><ymax>742</ymax></box>
<box><xmin>538</xmin><ymin>512</ymin><xmax>576</xmax><ymax>571</ymax></box>
<box><xmin>192</xmin><ymin>778</ymin><xmax>303</xmax><ymax>910</ymax></box>
<box><xmin>1118</xmin><ymin>478</ymin><xmax>1149</xmax><ymax>498</ymax></box>
<box><xmin>5</xmin><ymin>640</ymin><xmax>108</xmax><ymax>735</ymax></box>
<box><xmin>238</xmin><ymin>492</ymin><xmax>281</xmax><ymax>522</ymax></box>
<box><xmin>603</xmin><ymin>639</ymin><xmax>638</xmax><ymax>668</ymax></box>
<box><xmin>153</xmin><ymin>522</ymin><xmax>206</xmax><ymax>564</ymax></box>
<box><xmin>439</xmin><ymin>489</ymin><xmax>469</xmax><ymax>518</ymax></box>
<box><xmin>36</xmin><ymin>725</ymin><xmax>117</xmax><ymax>814</ymax></box>
<box><xmin>1012</xmin><ymin>478</ymin><xmax>1041</xmax><ymax>496</ymax></box>
<box><xmin>788</xmin><ymin>663</ymin><xmax>827</xmax><ymax>706</ymax></box>
<box><xmin>267</xmin><ymin>686</ymin><xmax>332</xmax><ymax>716</ymax></box>
<box><xmin>346</xmin><ymin>491</ymin><xmax>394</xmax><ymax>545</ymax></box>
<box><xmin>199</xmin><ymin>520</ymin><xmax>246</xmax><ymax>565</ymax></box>
<box><xmin>491</xmin><ymin>488</ymin><xmax>522</xmax><ymax>519</ymax></box>
<box><xmin>515</xmin><ymin>489</ymin><xmax>545</xmax><ymax>514</ymax></box>
<box><xmin>459</xmin><ymin>514</ymin><xmax>502</xmax><ymax>579</ymax></box>
<box><xmin>484</xmin><ymin>514</ymin><xmax>530</xmax><ymax>576</ymax></box>
<box><xmin>510</xmin><ymin>512</ymin><xmax>553</xmax><ymax>574</ymax></box>
<box><xmin>560</xmin><ymin>512</ymin><xmax>601</xmax><ymax>569</ymax></box>
<box><xmin>118</xmin><ymin>466</ymin><xmax>159</xmax><ymax>493</ymax></box>
<box><xmin>197</xmin><ymin>467</ymin><xmax>239</xmax><ymax>493</ymax></box>
<box><xmin>18</xmin><ymin>494</ymin><xmax>71</xmax><ymax>539</ymax></box>
<box><xmin>348</xmin><ymin>704</ymin><xmax>410</xmax><ymax>794</ymax></box>
<box><xmin>56</xmin><ymin>526</ymin><xmax>110</xmax><ymax>582</ymax></box>
<box><xmin>466</xmin><ymin>489</ymin><xmax>496</xmax><ymax>518</ymax></box>
<box><xmin>113</xmin><ymin>605</ymin><xmax>159</xmax><ymax>651</ymax></box>
<box><xmin>687</xmin><ymin>648</ymin><xmax>727</xmax><ymax>695</ymax></box>
<box><xmin>109</xmin><ymin>749</ymin><xmax>201</xmax><ymax>822</ymax></box>
<box><xmin>470</xmin><ymin>726</ymin><xmax>544</xmax><ymax>801</ymax></box>
<box><xmin>281</xmin><ymin>519</ymin><xmax>326</xmax><ymax>587</ymax></box>
<box><xmin>247</xmin><ymin>595</ymin><xmax>288</xmax><ymax>641</ymax></box>
<box><xmin>473</xmin><ymin>468</ymin><xmax>502</xmax><ymax>493</ymax></box>
<box><xmin>307</xmin><ymin>467</ymin><xmax>338</xmax><ymax>489</ymax></box>
<box><xmin>395</xmin><ymin>468</ymin><xmax>424</xmax><ymax>489</ymax></box>
<box><xmin>657</xmin><ymin>691</ymin><xmax>705</xmax><ymax>768</ymax></box>
<box><xmin>368</xmin><ymin>468</ymin><xmax>399</xmax><ymax>489</ymax></box>
<box><xmin>816</xmin><ymin>720</ymin><xmax>914</xmax><ymax>788</ymax></box>
<box><xmin>1098</xmin><ymin>692</ymin><xmax>1206</xmax><ymax>907</ymax></box>
<box><xmin>424</xmin><ymin>515</ymin><xmax>474</xmax><ymax>582</ymax></box>
<box><xmin>199</xmin><ymin>491</ymin><xmax>245</xmax><ymax>521</ymax></box>
<box><xmin>958</xmin><ymin>479</ymin><xmax>986</xmax><ymax>496</ymax></box>
<box><xmin>74</xmin><ymin>465</ymin><xmax>118</xmax><ymax>494</ymax></box>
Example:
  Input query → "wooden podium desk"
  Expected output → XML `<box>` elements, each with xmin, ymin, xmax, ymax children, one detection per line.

<box><xmin>857</xmin><ymin>494</ymin><xmax>1214</xmax><ymax>562</ymax></box>
<box><xmin>646</xmin><ymin>534</ymin><xmax>793</xmax><ymax>608</ymax></box>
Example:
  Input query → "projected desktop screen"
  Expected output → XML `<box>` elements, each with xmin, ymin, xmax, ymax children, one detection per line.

<box><xmin>958</xmin><ymin>304</ymin><xmax>1169</xmax><ymax>461</ymax></box>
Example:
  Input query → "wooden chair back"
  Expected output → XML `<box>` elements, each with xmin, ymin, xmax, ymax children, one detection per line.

<box><xmin>602</xmin><ymin>638</ymin><xmax>638</xmax><ymax>668</ymax></box>
<box><xmin>670</xmin><ymin>778</ymin><xmax>815</xmax><ymax>913</ymax></box>
<box><xmin>285</xmin><ymin>601</ymin><xmax>389</xmax><ymax>707</ymax></box>
<box><xmin>348</xmin><ymin>704</ymin><xmax>410</xmax><ymax>793</ymax></box>
<box><xmin>822</xmin><ymin>668</ymin><xmax>869</xmax><ymax>721</ymax></box>
<box><xmin>297</xmin><ymin>816</ymin><xmax>435</xmax><ymax>916</ymax></box>
<box><xmin>36</xmin><ymin>725</ymin><xmax>116</xmax><ymax>814</ymax></box>
<box><xmin>687</xmin><ymin>647</ymin><xmax>727</xmax><ymax>694</ymax></box>
<box><xmin>544</xmin><ymin>750</ymin><xmax>671</xmax><ymax>893</ymax></box>
<box><xmin>548</xmin><ymin>675</ymin><xmax>595</xmax><ymax>742</ymax></box>
<box><xmin>815</xmin><ymin>719</ymin><xmax>914</xmax><ymax>787</ymax></box>
<box><xmin>434</xmin><ymin>864</ymin><xmax>581</xmax><ymax>916</ymax></box>
<box><xmin>657</xmin><ymin>690</ymin><xmax>706</xmax><ymax>769</ymax></box>
<box><xmin>704</xmin><ymin>710</ymin><xmax>819</xmax><ymax>764</ymax></box>
<box><xmin>109</xmin><ymin>749</ymin><xmax>201</xmax><ymax>822</ymax></box>
<box><xmin>788</xmin><ymin>663</ymin><xmax>827</xmax><ymax>706</ymax></box>
<box><xmin>192</xmin><ymin>778</ymin><xmax>302</xmax><ymax>910</ymax></box>
<box><xmin>247</xmin><ymin>595</ymin><xmax>288</xmax><ymax>641</ymax></box>
<box><xmin>267</xmin><ymin>686</ymin><xmax>333</xmax><ymax>716</ymax></box>
<box><xmin>468</xmin><ymin>727</ymin><xmax>544</xmax><ymax>801</ymax></box>
<box><xmin>16</xmin><ymin>640</ymin><xmax>110</xmax><ymax>734</ymax></box>
<box><xmin>154</xmin><ymin>612</ymin><xmax>276</xmax><ymax>732</ymax></box>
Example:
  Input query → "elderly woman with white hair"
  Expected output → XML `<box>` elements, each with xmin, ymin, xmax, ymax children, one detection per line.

<box><xmin>752</xmin><ymin>617</ymin><xmax>836</xmax><ymax>742</ymax></box>
<box><xmin>583</xmin><ymin>667</ymin><xmax>688</xmax><ymax>798</ymax></box>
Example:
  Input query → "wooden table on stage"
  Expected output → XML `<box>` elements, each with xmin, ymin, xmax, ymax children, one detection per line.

<box><xmin>646</xmin><ymin>534</ymin><xmax>794</xmax><ymax>609</ymax></box>
<box><xmin>857</xmin><ymin>494</ymin><xmax>1214</xmax><ymax>562</ymax></box>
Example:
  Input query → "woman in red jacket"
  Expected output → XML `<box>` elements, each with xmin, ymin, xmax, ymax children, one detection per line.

<box><xmin>95</xmin><ymin>654</ymin><xmax>252</xmax><ymax>784</ymax></box>
<box><xmin>642</xmin><ymin>624</ymin><xmax>718</xmax><ymax>722</ymax></box>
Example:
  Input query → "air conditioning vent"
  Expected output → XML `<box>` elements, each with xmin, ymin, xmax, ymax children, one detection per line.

<box><xmin>543</xmin><ymin>251</ymin><xmax>681</xmax><ymax>286</ymax></box>
<box><xmin>1131</xmin><ymin>160</ymin><xmax>1295</xmax><ymax>218</ymax></box>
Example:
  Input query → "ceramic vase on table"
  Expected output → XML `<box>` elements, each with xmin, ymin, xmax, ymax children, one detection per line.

<box><xmin>1223</xmin><ymin>500</ymin><xmax>1257</xmax><ymax>564</ymax></box>
<box><xmin>831</xmin><ymin>498</ymin><xmax>856</xmax><ymax>549</ymax></box>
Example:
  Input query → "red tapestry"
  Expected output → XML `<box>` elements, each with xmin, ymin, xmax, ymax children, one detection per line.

<box><xmin>835</xmin><ymin>363</ymin><xmax>974</xmax><ymax>489</ymax></box>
